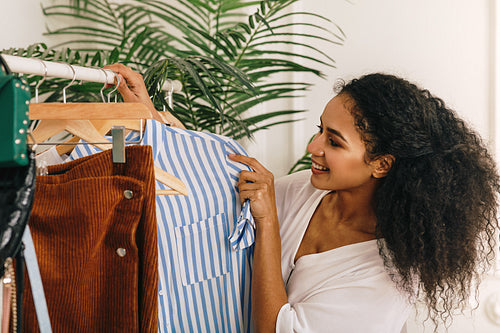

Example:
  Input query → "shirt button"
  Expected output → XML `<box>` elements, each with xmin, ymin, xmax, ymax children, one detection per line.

<box><xmin>116</xmin><ymin>248</ymin><xmax>127</xmax><ymax>257</ymax></box>
<box><xmin>123</xmin><ymin>190</ymin><xmax>133</xmax><ymax>199</ymax></box>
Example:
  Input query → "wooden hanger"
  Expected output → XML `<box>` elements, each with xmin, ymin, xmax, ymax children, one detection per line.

<box><xmin>29</xmin><ymin>102</ymin><xmax>188</xmax><ymax>196</ymax></box>
<box><xmin>54</xmin><ymin>119</ymin><xmax>146</xmax><ymax>156</ymax></box>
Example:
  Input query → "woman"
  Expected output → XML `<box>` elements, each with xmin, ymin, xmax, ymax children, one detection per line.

<box><xmin>109</xmin><ymin>65</ymin><xmax>500</xmax><ymax>332</ymax></box>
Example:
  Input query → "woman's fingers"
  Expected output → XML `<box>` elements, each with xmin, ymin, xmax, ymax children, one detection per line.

<box><xmin>238</xmin><ymin>178</ymin><xmax>270</xmax><ymax>192</ymax></box>
<box><xmin>238</xmin><ymin>169</ymin><xmax>262</xmax><ymax>184</ymax></box>
<box><xmin>104</xmin><ymin>63</ymin><xmax>143</xmax><ymax>83</ymax></box>
<box><xmin>103</xmin><ymin>64</ymin><xmax>131</xmax><ymax>98</ymax></box>
<box><xmin>103</xmin><ymin>63</ymin><xmax>148</xmax><ymax>102</ymax></box>
<box><xmin>114</xmin><ymin>74</ymin><xmax>135</xmax><ymax>100</ymax></box>
<box><xmin>228</xmin><ymin>154</ymin><xmax>278</xmax><ymax>225</ymax></box>
<box><xmin>102</xmin><ymin>63</ymin><xmax>160</xmax><ymax>120</ymax></box>
<box><xmin>229</xmin><ymin>155</ymin><xmax>274</xmax><ymax>190</ymax></box>
<box><xmin>228</xmin><ymin>154</ymin><xmax>270</xmax><ymax>175</ymax></box>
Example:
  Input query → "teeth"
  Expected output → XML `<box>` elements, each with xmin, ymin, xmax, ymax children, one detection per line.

<box><xmin>312</xmin><ymin>162</ymin><xmax>329</xmax><ymax>171</ymax></box>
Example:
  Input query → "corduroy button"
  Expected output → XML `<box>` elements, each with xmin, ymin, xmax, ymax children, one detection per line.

<box><xmin>116</xmin><ymin>248</ymin><xmax>127</xmax><ymax>257</ymax></box>
<box><xmin>123</xmin><ymin>190</ymin><xmax>134</xmax><ymax>199</ymax></box>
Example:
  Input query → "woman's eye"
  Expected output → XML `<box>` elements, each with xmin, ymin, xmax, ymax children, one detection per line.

<box><xmin>317</xmin><ymin>125</ymin><xmax>339</xmax><ymax>147</ymax></box>
<box><xmin>329</xmin><ymin>139</ymin><xmax>339</xmax><ymax>147</ymax></box>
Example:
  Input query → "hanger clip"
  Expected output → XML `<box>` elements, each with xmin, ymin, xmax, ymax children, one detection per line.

<box><xmin>111</xmin><ymin>126</ymin><xmax>125</xmax><ymax>163</ymax></box>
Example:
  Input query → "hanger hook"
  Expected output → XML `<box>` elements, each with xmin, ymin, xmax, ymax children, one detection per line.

<box><xmin>99</xmin><ymin>68</ymin><xmax>109</xmax><ymax>103</ymax></box>
<box><xmin>107</xmin><ymin>70</ymin><xmax>121</xmax><ymax>103</ymax></box>
<box><xmin>62</xmin><ymin>63</ymin><xmax>76</xmax><ymax>104</ymax></box>
<box><xmin>35</xmin><ymin>60</ymin><xmax>48</xmax><ymax>103</ymax></box>
<box><xmin>27</xmin><ymin>131</ymin><xmax>38</xmax><ymax>151</ymax></box>
<box><xmin>164</xmin><ymin>80</ymin><xmax>174</xmax><ymax>110</ymax></box>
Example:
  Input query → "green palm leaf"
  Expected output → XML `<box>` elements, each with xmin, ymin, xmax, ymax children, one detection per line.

<box><xmin>3</xmin><ymin>0</ymin><xmax>343</xmax><ymax>150</ymax></box>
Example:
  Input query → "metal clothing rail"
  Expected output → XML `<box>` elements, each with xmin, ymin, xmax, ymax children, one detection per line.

<box><xmin>1</xmin><ymin>54</ymin><xmax>182</xmax><ymax>92</ymax></box>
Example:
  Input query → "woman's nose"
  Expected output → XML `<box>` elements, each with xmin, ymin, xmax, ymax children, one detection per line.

<box><xmin>307</xmin><ymin>133</ymin><xmax>324</xmax><ymax>156</ymax></box>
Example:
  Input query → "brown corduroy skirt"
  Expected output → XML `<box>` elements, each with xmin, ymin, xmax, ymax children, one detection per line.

<box><xmin>23</xmin><ymin>145</ymin><xmax>158</xmax><ymax>333</ymax></box>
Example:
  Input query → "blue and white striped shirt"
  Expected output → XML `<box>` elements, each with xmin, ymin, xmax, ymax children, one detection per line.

<box><xmin>69</xmin><ymin>119</ymin><xmax>255</xmax><ymax>332</ymax></box>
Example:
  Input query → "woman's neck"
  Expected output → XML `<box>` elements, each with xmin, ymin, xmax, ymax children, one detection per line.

<box><xmin>321</xmin><ymin>189</ymin><xmax>377</xmax><ymax>236</ymax></box>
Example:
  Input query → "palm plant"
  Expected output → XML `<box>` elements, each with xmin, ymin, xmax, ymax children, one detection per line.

<box><xmin>2</xmin><ymin>0</ymin><xmax>343</xmax><ymax>141</ymax></box>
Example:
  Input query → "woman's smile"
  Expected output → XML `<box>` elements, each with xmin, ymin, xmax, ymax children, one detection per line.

<box><xmin>311</xmin><ymin>160</ymin><xmax>329</xmax><ymax>173</ymax></box>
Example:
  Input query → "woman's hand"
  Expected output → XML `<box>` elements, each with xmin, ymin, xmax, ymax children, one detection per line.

<box><xmin>104</xmin><ymin>63</ymin><xmax>156</xmax><ymax>110</ymax></box>
<box><xmin>228</xmin><ymin>154</ymin><xmax>278</xmax><ymax>229</ymax></box>
<box><xmin>103</xmin><ymin>63</ymin><xmax>185</xmax><ymax>128</ymax></box>
<box><xmin>229</xmin><ymin>153</ymin><xmax>287</xmax><ymax>332</ymax></box>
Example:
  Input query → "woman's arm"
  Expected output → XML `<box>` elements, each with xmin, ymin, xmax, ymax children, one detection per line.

<box><xmin>228</xmin><ymin>154</ymin><xmax>288</xmax><ymax>332</ymax></box>
<box><xmin>103</xmin><ymin>63</ymin><xmax>186</xmax><ymax>129</ymax></box>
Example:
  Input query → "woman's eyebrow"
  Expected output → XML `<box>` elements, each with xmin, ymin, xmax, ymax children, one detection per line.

<box><xmin>326</xmin><ymin>127</ymin><xmax>348</xmax><ymax>143</ymax></box>
<box><xmin>320</xmin><ymin>117</ymin><xmax>348</xmax><ymax>143</ymax></box>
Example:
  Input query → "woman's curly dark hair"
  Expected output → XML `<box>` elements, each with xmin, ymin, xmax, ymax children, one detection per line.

<box><xmin>339</xmin><ymin>73</ymin><xmax>500</xmax><ymax>329</ymax></box>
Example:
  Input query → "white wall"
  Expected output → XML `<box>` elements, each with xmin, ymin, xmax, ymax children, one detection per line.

<box><xmin>248</xmin><ymin>1</ymin><xmax>500</xmax><ymax>332</ymax></box>
<box><xmin>2</xmin><ymin>1</ymin><xmax>499</xmax><ymax>332</ymax></box>
<box><xmin>247</xmin><ymin>0</ymin><xmax>493</xmax><ymax>177</ymax></box>
<box><xmin>1</xmin><ymin>1</ymin><xmax>48</xmax><ymax>49</ymax></box>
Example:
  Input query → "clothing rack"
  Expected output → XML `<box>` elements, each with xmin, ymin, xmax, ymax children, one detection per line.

<box><xmin>1</xmin><ymin>54</ymin><xmax>182</xmax><ymax>92</ymax></box>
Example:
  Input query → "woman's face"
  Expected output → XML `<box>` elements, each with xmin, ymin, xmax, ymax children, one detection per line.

<box><xmin>307</xmin><ymin>94</ymin><xmax>379</xmax><ymax>192</ymax></box>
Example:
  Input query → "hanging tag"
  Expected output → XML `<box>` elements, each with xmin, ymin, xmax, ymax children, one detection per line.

<box><xmin>111</xmin><ymin>126</ymin><xmax>125</xmax><ymax>163</ymax></box>
<box><xmin>1</xmin><ymin>258</ymin><xmax>13</xmax><ymax>333</ymax></box>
